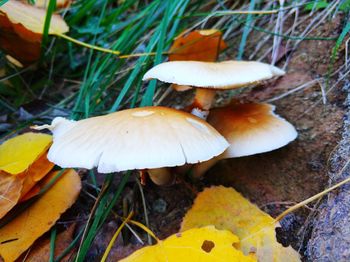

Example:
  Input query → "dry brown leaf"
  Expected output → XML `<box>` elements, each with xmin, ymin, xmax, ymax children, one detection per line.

<box><xmin>169</xmin><ymin>29</ymin><xmax>227</xmax><ymax>62</ymax></box>
<box><xmin>0</xmin><ymin>169</ymin><xmax>81</xmax><ymax>262</ymax></box>
<box><xmin>20</xmin><ymin>223</ymin><xmax>76</xmax><ymax>262</ymax></box>
<box><xmin>0</xmin><ymin>31</ymin><xmax>41</xmax><ymax>65</ymax></box>
<box><xmin>0</xmin><ymin>172</ymin><xmax>23</xmax><ymax>219</ymax></box>
<box><xmin>181</xmin><ymin>186</ymin><xmax>300</xmax><ymax>262</ymax></box>
<box><xmin>19</xmin><ymin>152</ymin><xmax>55</xmax><ymax>200</ymax></box>
<box><xmin>19</xmin><ymin>184</ymin><xmax>40</xmax><ymax>202</ymax></box>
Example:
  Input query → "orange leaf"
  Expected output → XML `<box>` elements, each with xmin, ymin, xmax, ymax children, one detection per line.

<box><xmin>0</xmin><ymin>169</ymin><xmax>81</xmax><ymax>262</ymax></box>
<box><xmin>0</xmin><ymin>31</ymin><xmax>41</xmax><ymax>65</ymax></box>
<box><xmin>0</xmin><ymin>1</ymin><xmax>69</xmax><ymax>36</ymax></box>
<box><xmin>20</xmin><ymin>223</ymin><xmax>76</xmax><ymax>262</ymax></box>
<box><xmin>19</xmin><ymin>184</ymin><xmax>40</xmax><ymax>202</ymax></box>
<box><xmin>0</xmin><ymin>172</ymin><xmax>24</xmax><ymax>219</ymax></box>
<box><xmin>169</xmin><ymin>29</ymin><xmax>227</xmax><ymax>62</ymax></box>
<box><xmin>0</xmin><ymin>0</ymin><xmax>69</xmax><ymax>64</ymax></box>
<box><xmin>19</xmin><ymin>152</ymin><xmax>55</xmax><ymax>199</ymax></box>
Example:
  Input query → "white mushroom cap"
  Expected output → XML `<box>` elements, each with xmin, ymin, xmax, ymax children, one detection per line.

<box><xmin>35</xmin><ymin>107</ymin><xmax>229</xmax><ymax>173</ymax></box>
<box><xmin>143</xmin><ymin>61</ymin><xmax>285</xmax><ymax>89</ymax></box>
<box><xmin>207</xmin><ymin>103</ymin><xmax>297</xmax><ymax>158</ymax></box>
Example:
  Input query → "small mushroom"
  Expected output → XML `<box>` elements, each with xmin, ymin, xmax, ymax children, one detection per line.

<box><xmin>143</xmin><ymin>61</ymin><xmax>285</xmax><ymax>117</ymax></box>
<box><xmin>33</xmin><ymin>106</ymin><xmax>229</xmax><ymax>185</ymax></box>
<box><xmin>192</xmin><ymin>102</ymin><xmax>298</xmax><ymax>178</ymax></box>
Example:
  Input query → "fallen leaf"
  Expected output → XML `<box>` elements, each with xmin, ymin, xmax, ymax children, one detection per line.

<box><xmin>21</xmin><ymin>223</ymin><xmax>76</xmax><ymax>262</ymax></box>
<box><xmin>0</xmin><ymin>169</ymin><xmax>81</xmax><ymax>262</ymax></box>
<box><xmin>0</xmin><ymin>31</ymin><xmax>41</xmax><ymax>65</ymax></box>
<box><xmin>27</xmin><ymin>0</ymin><xmax>72</xmax><ymax>9</ymax></box>
<box><xmin>19</xmin><ymin>184</ymin><xmax>40</xmax><ymax>202</ymax></box>
<box><xmin>0</xmin><ymin>133</ymin><xmax>54</xmax><ymax>218</ymax></box>
<box><xmin>121</xmin><ymin>226</ymin><xmax>255</xmax><ymax>262</ymax></box>
<box><xmin>19</xmin><ymin>152</ymin><xmax>55</xmax><ymax>199</ymax></box>
<box><xmin>0</xmin><ymin>0</ymin><xmax>69</xmax><ymax>37</ymax></box>
<box><xmin>181</xmin><ymin>186</ymin><xmax>300</xmax><ymax>262</ymax></box>
<box><xmin>168</xmin><ymin>29</ymin><xmax>227</xmax><ymax>92</ymax></box>
<box><xmin>0</xmin><ymin>172</ymin><xmax>23</xmax><ymax>219</ymax></box>
<box><xmin>169</xmin><ymin>29</ymin><xmax>227</xmax><ymax>62</ymax></box>
<box><xmin>0</xmin><ymin>132</ymin><xmax>52</xmax><ymax>175</ymax></box>
<box><xmin>0</xmin><ymin>0</ymin><xmax>69</xmax><ymax>64</ymax></box>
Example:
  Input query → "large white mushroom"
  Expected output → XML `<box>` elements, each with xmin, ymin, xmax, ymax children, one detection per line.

<box><xmin>34</xmin><ymin>106</ymin><xmax>229</xmax><ymax>185</ymax></box>
<box><xmin>192</xmin><ymin>102</ymin><xmax>298</xmax><ymax>177</ymax></box>
<box><xmin>143</xmin><ymin>61</ymin><xmax>285</xmax><ymax>116</ymax></box>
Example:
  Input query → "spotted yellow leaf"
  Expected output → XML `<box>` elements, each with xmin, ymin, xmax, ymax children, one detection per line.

<box><xmin>121</xmin><ymin>226</ymin><xmax>255</xmax><ymax>262</ymax></box>
<box><xmin>181</xmin><ymin>186</ymin><xmax>300</xmax><ymax>262</ymax></box>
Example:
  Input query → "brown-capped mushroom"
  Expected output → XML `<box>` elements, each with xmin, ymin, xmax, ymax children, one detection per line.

<box><xmin>192</xmin><ymin>102</ymin><xmax>298</xmax><ymax>177</ymax></box>
<box><xmin>33</xmin><ymin>106</ymin><xmax>229</xmax><ymax>185</ymax></box>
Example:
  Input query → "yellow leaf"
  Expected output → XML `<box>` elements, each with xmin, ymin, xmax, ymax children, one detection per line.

<box><xmin>0</xmin><ymin>172</ymin><xmax>24</xmax><ymax>219</ymax></box>
<box><xmin>181</xmin><ymin>186</ymin><xmax>300</xmax><ymax>262</ymax></box>
<box><xmin>121</xmin><ymin>226</ymin><xmax>255</xmax><ymax>262</ymax></box>
<box><xmin>0</xmin><ymin>169</ymin><xmax>81</xmax><ymax>262</ymax></box>
<box><xmin>0</xmin><ymin>132</ymin><xmax>52</xmax><ymax>175</ymax></box>
<box><xmin>0</xmin><ymin>0</ymin><xmax>69</xmax><ymax>36</ymax></box>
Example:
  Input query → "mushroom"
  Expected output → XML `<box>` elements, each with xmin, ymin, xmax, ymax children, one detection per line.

<box><xmin>168</xmin><ymin>29</ymin><xmax>227</xmax><ymax>93</ymax></box>
<box><xmin>192</xmin><ymin>102</ymin><xmax>298</xmax><ymax>178</ymax></box>
<box><xmin>143</xmin><ymin>61</ymin><xmax>285</xmax><ymax>118</ymax></box>
<box><xmin>33</xmin><ymin>106</ymin><xmax>229</xmax><ymax>185</ymax></box>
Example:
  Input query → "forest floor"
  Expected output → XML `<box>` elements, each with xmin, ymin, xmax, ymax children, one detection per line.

<box><xmin>1</xmin><ymin>1</ymin><xmax>350</xmax><ymax>261</ymax></box>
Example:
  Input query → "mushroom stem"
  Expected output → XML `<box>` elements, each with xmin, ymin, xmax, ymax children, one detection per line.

<box><xmin>147</xmin><ymin>168</ymin><xmax>175</xmax><ymax>186</ymax></box>
<box><xmin>192</xmin><ymin>88</ymin><xmax>216</xmax><ymax>111</ymax></box>
<box><xmin>192</xmin><ymin>155</ymin><xmax>222</xmax><ymax>179</ymax></box>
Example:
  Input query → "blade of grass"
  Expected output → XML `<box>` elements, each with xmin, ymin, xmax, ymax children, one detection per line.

<box><xmin>0</xmin><ymin>0</ymin><xmax>8</xmax><ymax>6</ymax></box>
<box><xmin>326</xmin><ymin>20</ymin><xmax>350</xmax><ymax>88</ymax></box>
<box><xmin>41</xmin><ymin>0</ymin><xmax>57</xmax><ymax>52</ymax></box>
<box><xmin>140</xmin><ymin>0</ymin><xmax>172</xmax><ymax>106</ymax></box>
<box><xmin>54</xmin><ymin>229</ymin><xmax>83</xmax><ymax>262</ymax></box>
<box><xmin>49</xmin><ymin>227</ymin><xmax>57</xmax><ymax>262</ymax></box>
<box><xmin>237</xmin><ymin>0</ymin><xmax>256</xmax><ymax>60</ymax></box>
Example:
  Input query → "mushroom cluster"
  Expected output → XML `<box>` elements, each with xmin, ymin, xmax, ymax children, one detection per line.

<box><xmin>142</xmin><ymin>60</ymin><xmax>297</xmax><ymax>178</ymax></box>
<box><xmin>35</xmin><ymin>58</ymin><xmax>297</xmax><ymax>185</ymax></box>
